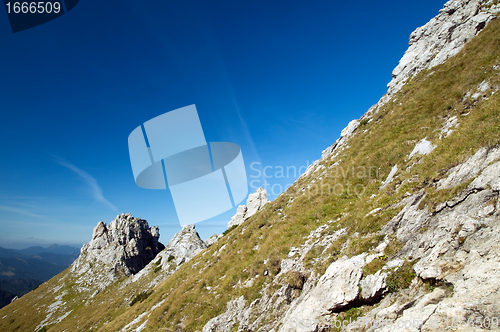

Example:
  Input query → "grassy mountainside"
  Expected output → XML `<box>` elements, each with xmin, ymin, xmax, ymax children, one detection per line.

<box><xmin>1</xmin><ymin>11</ymin><xmax>500</xmax><ymax>332</ymax></box>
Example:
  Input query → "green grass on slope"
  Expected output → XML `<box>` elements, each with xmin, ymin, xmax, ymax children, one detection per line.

<box><xmin>2</xmin><ymin>17</ymin><xmax>500</xmax><ymax>332</ymax></box>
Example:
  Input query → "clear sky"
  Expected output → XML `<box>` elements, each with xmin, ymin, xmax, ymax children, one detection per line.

<box><xmin>0</xmin><ymin>0</ymin><xmax>445</xmax><ymax>249</ymax></box>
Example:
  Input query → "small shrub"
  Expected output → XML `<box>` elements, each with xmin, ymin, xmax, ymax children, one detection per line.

<box><xmin>167</xmin><ymin>255</ymin><xmax>175</xmax><ymax>262</ymax></box>
<box><xmin>359</xmin><ymin>118</ymin><xmax>370</xmax><ymax>126</ymax></box>
<box><xmin>423</xmin><ymin>279</ymin><xmax>454</xmax><ymax>294</ymax></box>
<box><xmin>269</xmin><ymin>258</ymin><xmax>281</xmax><ymax>276</ymax></box>
<box><xmin>130</xmin><ymin>291</ymin><xmax>153</xmax><ymax>306</ymax></box>
<box><xmin>342</xmin><ymin>307</ymin><xmax>362</xmax><ymax>322</ymax></box>
<box><xmin>154</xmin><ymin>266</ymin><xmax>162</xmax><ymax>273</ymax></box>
<box><xmin>384</xmin><ymin>238</ymin><xmax>403</xmax><ymax>258</ymax></box>
<box><xmin>155</xmin><ymin>257</ymin><xmax>162</xmax><ymax>265</ymax></box>
<box><xmin>386</xmin><ymin>261</ymin><xmax>416</xmax><ymax>293</ymax></box>
<box><xmin>347</xmin><ymin>234</ymin><xmax>384</xmax><ymax>256</ymax></box>
<box><xmin>330</xmin><ymin>307</ymin><xmax>364</xmax><ymax>331</ymax></box>
<box><xmin>223</xmin><ymin>225</ymin><xmax>238</xmax><ymax>236</ymax></box>
<box><xmin>283</xmin><ymin>271</ymin><xmax>307</xmax><ymax>290</ymax></box>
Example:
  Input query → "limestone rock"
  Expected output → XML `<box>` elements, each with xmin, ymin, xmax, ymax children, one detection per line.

<box><xmin>202</xmin><ymin>296</ymin><xmax>247</xmax><ymax>332</ymax></box>
<box><xmin>360</xmin><ymin>270</ymin><xmax>387</xmax><ymax>301</ymax></box>
<box><xmin>228</xmin><ymin>205</ymin><xmax>248</xmax><ymax>229</ymax></box>
<box><xmin>380</xmin><ymin>165</ymin><xmax>398</xmax><ymax>190</ymax></box>
<box><xmin>71</xmin><ymin>213</ymin><xmax>164</xmax><ymax>289</ymax></box>
<box><xmin>227</xmin><ymin>188</ymin><xmax>268</xmax><ymax>228</ymax></box>
<box><xmin>205</xmin><ymin>233</ymin><xmax>222</xmax><ymax>246</ymax></box>
<box><xmin>409</xmin><ymin>138</ymin><xmax>435</xmax><ymax>159</ymax></box>
<box><xmin>386</xmin><ymin>0</ymin><xmax>500</xmax><ymax>99</ymax></box>
<box><xmin>320</xmin><ymin>119</ymin><xmax>360</xmax><ymax>161</ymax></box>
<box><xmin>279</xmin><ymin>256</ymin><xmax>363</xmax><ymax>332</ymax></box>
<box><xmin>246</xmin><ymin>187</ymin><xmax>269</xmax><ymax>218</ymax></box>
<box><xmin>161</xmin><ymin>224</ymin><xmax>207</xmax><ymax>267</ymax></box>
<box><xmin>437</xmin><ymin>146</ymin><xmax>500</xmax><ymax>189</ymax></box>
<box><xmin>128</xmin><ymin>224</ymin><xmax>207</xmax><ymax>290</ymax></box>
<box><xmin>440</xmin><ymin>115</ymin><xmax>459</xmax><ymax>138</ymax></box>
<box><xmin>468</xmin><ymin>159</ymin><xmax>500</xmax><ymax>191</ymax></box>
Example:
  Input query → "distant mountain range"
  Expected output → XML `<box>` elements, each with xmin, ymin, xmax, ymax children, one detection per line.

<box><xmin>6</xmin><ymin>244</ymin><xmax>80</xmax><ymax>257</ymax></box>
<box><xmin>0</xmin><ymin>244</ymin><xmax>80</xmax><ymax>309</ymax></box>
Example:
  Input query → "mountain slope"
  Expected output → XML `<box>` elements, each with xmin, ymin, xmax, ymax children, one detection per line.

<box><xmin>0</xmin><ymin>247</ymin><xmax>19</xmax><ymax>258</ymax></box>
<box><xmin>1</xmin><ymin>0</ymin><xmax>500</xmax><ymax>331</ymax></box>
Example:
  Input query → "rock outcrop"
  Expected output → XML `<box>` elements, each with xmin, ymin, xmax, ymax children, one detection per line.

<box><xmin>386</xmin><ymin>0</ymin><xmax>500</xmax><ymax>99</ymax></box>
<box><xmin>279</xmin><ymin>257</ymin><xmax>363</xmax><ymax>332</ymax></box>
<box><xmin>130</xmin><ymin>224</ymin><xmax>207</xmax><ymax>288</ymax></box>
<box><xmin>160</xmin><ymin>224</ymin><xmax>207</xmax><ymax>267</ymax></box>
<box><xmin>227</xmin><ymin>187</ymin><xmax>268</xmax><ymax>228</ymax></box>
<box><xmin>70</xmin><ymin>213</ymin><xmax>164</xmax><ymax>289</ymax></box>
<box><xmin>320</xmin><ymin>119</ymin><xmax>360</xmax><ymax>162</ymax></box>
<box><xmin>320</xmin><ymin>0</ymin><xmax>500</xmax><ymax>163</ymax></box>
<box><xmin>205</xmin><ymin>233</ymin><xmax>223</xmax><ymax>246</ymax></box>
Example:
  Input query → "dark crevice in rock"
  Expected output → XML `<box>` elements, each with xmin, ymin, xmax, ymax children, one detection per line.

<box><xmin>434</xmin><ymin>188</ymin><xmax>481</xmax><ymax>214</ymax></box>
<box><xmin>328</xmin><ymin>293</ymin><xmax>386</xmax><ymax>315</ymax></box>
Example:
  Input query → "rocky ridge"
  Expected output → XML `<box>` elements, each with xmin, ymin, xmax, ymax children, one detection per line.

<box><xmin>70</xmin><ymin>213</ymin><xmax>164</xmax><ymax>290</ymax></box>
<box><xmin>386</xmin><ymin>0</ymin><xmax>500</xmax><ymax>101</ymax></box>
<box><xmin>319</xmin><ymin>0</ymin><xmax>500</xmax><ymax>164</ymax></box>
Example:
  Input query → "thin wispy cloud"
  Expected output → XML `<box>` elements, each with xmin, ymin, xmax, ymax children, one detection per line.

<box><xmin>53</xmin><ymin>156</ymin><xmax>119</xmax><ymax>212</ymax></box>
<box><xmin>0</xmin><ymin>205</ymin><xmax>48</xmax><ymax>219</ymax></box>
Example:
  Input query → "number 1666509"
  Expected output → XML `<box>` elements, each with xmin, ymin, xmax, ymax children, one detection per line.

<box><xmin>5</xmin><ymin>2</ymin><xmax>61</xmax><ymax>14</ymax></box>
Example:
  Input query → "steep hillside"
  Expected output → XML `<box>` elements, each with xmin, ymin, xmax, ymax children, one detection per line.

<box><xmin>1</xmin><ymin>0</ymin><xmax>500</xmax><ymax>331</ymax></box>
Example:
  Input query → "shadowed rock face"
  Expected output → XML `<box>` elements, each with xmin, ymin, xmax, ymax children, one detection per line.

<box><xmin>71</xmin><ymin>213</ymin><xmax>164</xmax><ymax>288</ymax></box>
<box><xmin>128</xmin><ymin>224</ymin><xmax>208</xmax><ymax>289</ymax></box>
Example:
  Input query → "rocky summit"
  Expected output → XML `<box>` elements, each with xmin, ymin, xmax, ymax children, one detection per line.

<box><xmin>71</xmin><ymin>213</ymin><xmax>164</xmax><ymax>290</ymax></box>
<box><xmin>1</xmin><ymin>0</ymin><xmax>500</xmax><ymax>331</ymax></box>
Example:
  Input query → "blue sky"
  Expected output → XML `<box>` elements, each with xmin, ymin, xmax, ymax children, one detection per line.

<box><xmin>0</xmin><ymin>0</ymin><xmax>445</xmax><ymax>249</ymax></box>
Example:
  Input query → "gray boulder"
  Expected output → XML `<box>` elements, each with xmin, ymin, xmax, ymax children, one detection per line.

<box><xmin>360</xmin><ymin>270</ymin><xmax>387</xmax><ymax>301</ymax></box>
<box><xmin>279</xmin><ymin>256</ymin><xmax>363</xmax><ymax>332</ymax></box>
